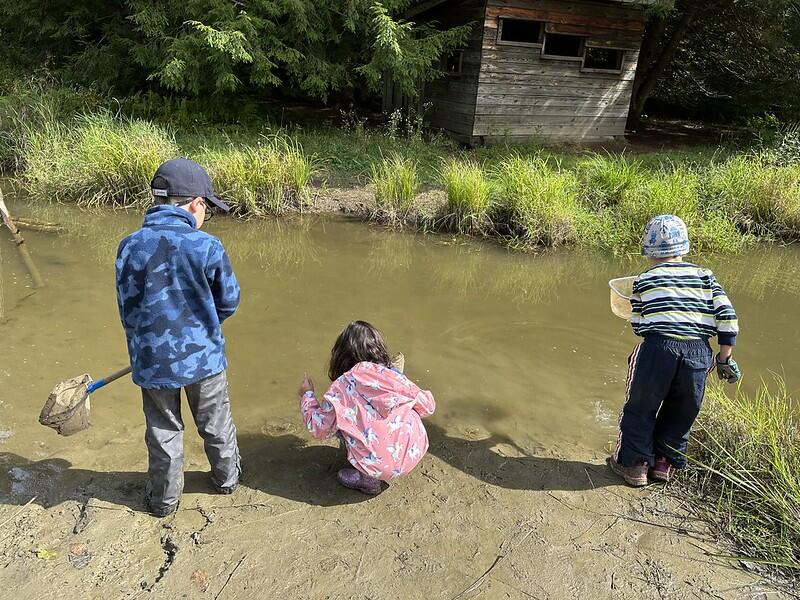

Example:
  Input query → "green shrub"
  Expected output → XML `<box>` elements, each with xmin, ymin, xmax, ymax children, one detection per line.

<box><xmin>768</xmin><ymin>126</ymin><xmax>800</xmax><ymax>167</ymax></box>
<box><xmin>370</xmin><ymin>154</ymin><xmax>419</xmax><ymax>222</ymax></box>
<box><xmin>492</xmin><ymin>157</ymin><xmax>590</xmax><ymax>247</ymax></box>
<box><xmin>439</xmin><ymin>158</ymin><xmax>493</xmax><ymax>234</ymax></box>
<box><xmin>689</xmin><ymin>380</ymin><xmax>800</xmax><ymax>578</ymax></box>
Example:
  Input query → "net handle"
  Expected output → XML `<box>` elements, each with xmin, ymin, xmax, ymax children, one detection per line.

<box><xmin>87</xmin><ymin>366</ymin><xmax>132</xmax><ymax>394</ymax></box>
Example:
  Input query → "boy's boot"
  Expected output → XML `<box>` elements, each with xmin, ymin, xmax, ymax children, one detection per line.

<box><xmin>145</xmin><ymin>495</ymin><xmax>179</xmax><ymax>518</ymax></box>
<box><xmin>649</xmin><ymin>457</ymin><xmax>673</xmax><ymax>483</ymax></box>
<box><xmin>606</xmin><ymin>456</ymin><xmax>649</xmax><ymax>487</ymax></box>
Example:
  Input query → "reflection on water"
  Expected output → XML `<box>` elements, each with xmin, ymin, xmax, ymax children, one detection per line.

<box><xmin>1</xmin><ymin>198</ymin><xmax>799</xmax><ymax>467</ymax></box>
<box><xmin>223</xmin><ymin>217</ymin><xmax>321</xmax><ymax>270</ymax></box>
<box><xmin>709</xmin><ymin>249</ymin><xmax>800</xmax><ymax>302</ymax></box>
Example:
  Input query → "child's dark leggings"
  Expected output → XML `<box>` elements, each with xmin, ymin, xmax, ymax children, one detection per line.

<box><xmin>614</xmin><ymin>334</ymin><xmax>713</xmax><ymax>469</ymax></box>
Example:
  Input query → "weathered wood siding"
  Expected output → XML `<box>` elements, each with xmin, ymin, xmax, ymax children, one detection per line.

<box><xmin>420</xmin><ymin>0</ymin><xmax>487</xmax><ymax>142</ymax></box>
<box><xmin>475</xmin><ymin>0</ymin><xmax>645</xmax><ymax>142</ymax></box>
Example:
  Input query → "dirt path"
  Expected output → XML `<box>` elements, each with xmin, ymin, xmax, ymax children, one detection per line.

<box><xmin>0</xmin><ymin>421</ymin><xmax>783</xmax><ymax>599</ymax></box>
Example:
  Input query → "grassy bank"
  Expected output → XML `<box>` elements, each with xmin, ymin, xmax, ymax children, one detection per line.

<box><xmin>3</xmin><ymin>84</ymin><xmax>800</xmax><ymax>252</ymax></box>
<box><xmin>688</xmin><ymin>381</ymin><xmax>800</xmax><ymax>582</ymax></box>
<box><xmin>1</xmin><ymin>92</ymin><xmax>313</xmax><ymax>215</ymax></box>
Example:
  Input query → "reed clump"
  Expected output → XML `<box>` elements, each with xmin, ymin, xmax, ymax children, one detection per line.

<box><xmin>610</xmin><ymin>167</ymin><xmax>747</xmax><ymax>254</ymax></box>
<box><xmin>6</xmin><ymin>94</ymin><xmax>316</xmax><ymax>214</ymax></box>
<box><xmin>492</xmin><ymin>156</ymin><xmax>590</xmax><ymax>248</ymax></box>
<box><xmin>370</xmin><ymin>153</ymin><xmax>419</xmax><ymax>224</ymax></box>
<box><xmin>703</xmin><ymin>156</ymin><xmax>800</xmax><ymax>239</ymax></box>
<box><xmin>0</xmin><ymin>80</ymin><xmax>104</xmax><ymax>170</ymax></box>
<box><xmin>439</xmin><ymin>158</ymin><xmax>493</xmax><ymax>234</ymax></box>
<box><xmin>202</xmin><ymin>136</ymin><xmax>315</xmax><ymax>216</ymax></box>
<box><xmin>578</xmin><ymin>153</ymin><xmax>644</xmax><ymax>210</ymax></box>
<box><xmin>20</xmin><ymin>112</ymin><xmax>178</xmax><ymax>206</ymax></box>
<box><xmin>688</xmin><ymin>380</ymin><xmax>800</xmax><ymax>580</ymax></box>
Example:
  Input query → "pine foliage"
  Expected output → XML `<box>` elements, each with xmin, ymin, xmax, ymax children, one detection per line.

<box><xmin>0</xmin><ymin>0</ymin><xmax>472</xmax><ymax>101</ymax></box>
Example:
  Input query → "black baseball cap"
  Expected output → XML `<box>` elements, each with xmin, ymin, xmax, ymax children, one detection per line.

<box><xmin>151</xmin><ymin>157</ymin><xmax>231</xmax><ymax>213</ymax></box>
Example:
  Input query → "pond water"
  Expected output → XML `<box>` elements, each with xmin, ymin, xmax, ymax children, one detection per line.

<box><xmin>1</xmin><ymin>198</ymin><xmax>799</xmax><ymax>467</ymax></box>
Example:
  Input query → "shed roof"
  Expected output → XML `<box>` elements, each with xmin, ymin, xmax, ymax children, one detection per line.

<box><xmin>406</xmin><ymin>0</ymin><xmax>667</xmax><ymax>19</ymax></box>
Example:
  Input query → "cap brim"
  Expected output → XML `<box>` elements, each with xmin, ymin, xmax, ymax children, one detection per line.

<box><xmin>206</xmin><ymin>194</ymin><xmax>231</xmax><ymax>213</ymax></box>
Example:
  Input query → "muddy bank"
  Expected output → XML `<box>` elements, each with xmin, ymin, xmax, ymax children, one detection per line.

<box><xmin>309</xmin><ymin>186</ymin><xmax>445</xmax><ymax>222</ymax></box>
<box><xmin>0</xmin><ymin>422</ymin><xmax>786</xmax><ymax>599</ymax></box>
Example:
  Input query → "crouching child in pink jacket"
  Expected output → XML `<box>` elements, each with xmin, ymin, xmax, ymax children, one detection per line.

<box><xmin>298</xmin><ymin>321</ymin><xmax>435</xmax><ymax>495</ymax></box>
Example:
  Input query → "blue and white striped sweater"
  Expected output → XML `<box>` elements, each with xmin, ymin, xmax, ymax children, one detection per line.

<box><xmin>630</xmin><ymin>262</ymin><xmax>738</xmax><ymax>345</ymax></box>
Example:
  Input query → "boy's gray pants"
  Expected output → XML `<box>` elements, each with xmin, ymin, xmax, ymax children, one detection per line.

<box><xmin>141</xmin><ymin>370</ymin><xmax>240</xmax><ymax>512</ymax></box>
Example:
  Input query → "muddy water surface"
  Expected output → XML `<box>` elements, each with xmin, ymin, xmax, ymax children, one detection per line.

<box><xmin>1</xmin><ymin>198</ymin><xmax>797</xmax><ymax>599</ymax></box>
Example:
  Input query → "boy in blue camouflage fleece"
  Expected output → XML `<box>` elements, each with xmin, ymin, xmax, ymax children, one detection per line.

<box><xmin>116</xmin><ymin>158</ymin><xmax>241</xmax><ymax>517</ymax></box>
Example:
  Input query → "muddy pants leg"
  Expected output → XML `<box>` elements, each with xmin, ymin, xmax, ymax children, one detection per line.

<box><xmin>653</xmin><ymin>341</ymin><xmax>713</xmax><ymax>468</ymax></box>
<box><xmin>142</xmin><ymin>387</ymin><xmax>185</xmax><ymax>513</ymax></box>
<box><xmin>615</xmin><ymin>337</ymin><xmax>680</xmax><ymax>468</ymax></box>
<box><xmin>185</xmin><ymin>370</ymin><xmax>240</xmax><ymax>490</ymax></box>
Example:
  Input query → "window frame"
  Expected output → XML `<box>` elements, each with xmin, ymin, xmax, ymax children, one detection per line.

<box><xmin>441</xmin><ymin>49</ymin><xmax>464</xmax><ymax>77</ymax></box>
<box><xmin>497</xmin><ymin>17</ymin><xmax>545</xmax><ymax>48</ymax></box>
<box><xmin>540</xmin><ymin>31</ymin><xmax>586</xmax><ymax>62</ymax></box>
<box><xmin>581</xmin><ymin>46</ymin><xmax>626</xmax><ymax>74</ymax></box>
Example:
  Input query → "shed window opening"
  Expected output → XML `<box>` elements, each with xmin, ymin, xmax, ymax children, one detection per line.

<box><xmin>499</xmin><ymin>18</ymin><xmax>543</xmax><ymax>45</ymax></box>
<box><xmin>442</xmin><ymin>50</ymin><xmax>464</xmax><ymax>75</ymax></box>
<box><xmin>542</xmin><ymin>33</ymin><xmax>584</xmax><ymax>58</ymax></box>
<box><xmin>584</xmin><ymin>47</ymin><xmax>624</xmax><ymax>71</ymax></box>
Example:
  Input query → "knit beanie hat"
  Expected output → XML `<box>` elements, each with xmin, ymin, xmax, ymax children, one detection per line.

<box><xmin>642</xmin><ymin>215</ymin><xmax>690</xmax><ymax>258</ymax></box>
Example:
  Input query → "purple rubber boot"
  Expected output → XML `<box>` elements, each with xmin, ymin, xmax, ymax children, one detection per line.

<box><xmin>337</xmin><ymin>468</ymin><xmax>383</xmax><ymax>495</ymax></box>
<box><xmin>649</xmin><ymin>457</ymin><xmax>673</xmax><ymax>483</ymax></box>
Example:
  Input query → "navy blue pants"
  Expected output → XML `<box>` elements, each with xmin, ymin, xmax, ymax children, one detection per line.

<box><xmin>615</xmin><ymin>335</ymin><xmax>713</xmax><ymax>468</ymax></box>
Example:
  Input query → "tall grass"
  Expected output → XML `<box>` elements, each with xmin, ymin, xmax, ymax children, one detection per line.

<box><xmin>493</xmin><ymin>157</ymin><xmax>590</xmax><ymax>247</ymax></box>
<box><xmin>0</xmin><ymin>79</ymin><xmax>103</xmax><ymax>170</ymax></box>
<box><xmin>20</xmin><ymin>111</ymin><xmax>178</xmax><ymax>206</ymax></box>
<box><xmin>370</xmin><ymin>154</ymin><xmax>419</xmax><ymax>223</ymax></box>
<box><xmin>578</xmin><ymin>153</ymin><xmax>644</xmax><ymax>209</ymax></box>
<box><xmin>688</xmin><ymin>381</ymin><xmax>800</xmax><ymax>579</ymax></box>
<box><xmin>4</xmin><ymin>81</ymin><xmax>800</xmax><ymax>252</ymax></box>
<box><xmin>609</xmin><ymin>168</ymin><xmax>748</xmax><ymax>254</ymax></box>
<box><xmin>202</xmin><ymin>136</ymin><xmax>315</xmax><ymax>216</ymax></box>
<box><xmin>440</xmin><ymin>158</ymin><xmax>493</xmax><ymax>234</ymax></box>
<box><xmin>704</xmin><ymin>156</ymin><xmax>800</xmax><ymax>239</ymax></box>
<box><xmin>3</xmin><ymin>91</ymin><xmax>316</xmax><ymax>214</ymax></box>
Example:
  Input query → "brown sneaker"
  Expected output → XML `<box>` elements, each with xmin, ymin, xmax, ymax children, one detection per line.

<box><xmin>606</xmin><ymin>456</ymin><xmax>649</xmax><ymax>487</ymax></box>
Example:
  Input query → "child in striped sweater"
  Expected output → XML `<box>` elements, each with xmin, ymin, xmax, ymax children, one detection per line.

<box><xmin>607</xmin><ymin>215</ymin><xmax>741</xmax><ymax>487</ymax></box>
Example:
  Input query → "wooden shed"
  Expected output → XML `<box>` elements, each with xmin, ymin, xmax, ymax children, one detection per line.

<box><xmin>391</xmin><ymin>0</ymin><xmax>657</xmax><ymax>144</ymax></box>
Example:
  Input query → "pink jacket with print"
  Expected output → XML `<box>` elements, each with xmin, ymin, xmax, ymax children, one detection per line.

<box><xmin>300</xmin><ymin>361</ymin><xmax>436</xmax><ymax>481</ymax></box>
